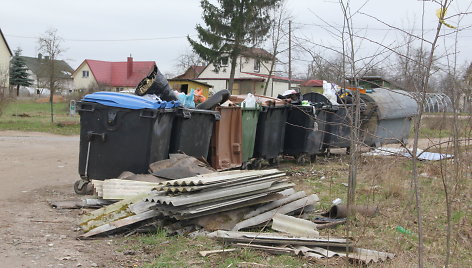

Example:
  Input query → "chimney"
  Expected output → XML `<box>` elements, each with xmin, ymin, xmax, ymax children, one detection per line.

<box><xmin>127</xmin><ymin>56</ymin><xmax>133</xmax><ymax>77</ymax></box>
<box><xmin>38</xmin><ymin>53</ymin><xmax>42</xmax><ymax>60</ymax></box>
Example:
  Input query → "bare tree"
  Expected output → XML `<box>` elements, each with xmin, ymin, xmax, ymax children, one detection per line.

<box><xmin>262</xmin><ymin>1</ymin><xmax>291</xmax><ymax>95</ymax></box>
<box><xmin>175</xmin><ymin>49</ymin><xmax>207</xmax><ymax>75</ymax></box>
<box><xmin>38</xmin><ymin>28</ymin><xmax>65</xmax><ymax>123</ymax></box>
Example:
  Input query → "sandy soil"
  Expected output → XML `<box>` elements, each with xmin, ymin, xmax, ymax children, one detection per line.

<box><xmin>0</xmin><ymin>131</ymin><xmax>141</xmax><ymax>268</ymax></box>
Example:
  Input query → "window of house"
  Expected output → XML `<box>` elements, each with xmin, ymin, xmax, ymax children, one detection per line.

<box><xmin>254</xmin><ymin>59</ymin><xmax>261</xmax><ymax>72</ymax></box>
<box><xmin>221</xmin><ymin>57</ymin><xmax>229</xmax><ymax>67</ymax></box>
<box><xmin>82</xmin><ymin>70</ymin><xmax>89</xmax><ymax>78</ymax></box>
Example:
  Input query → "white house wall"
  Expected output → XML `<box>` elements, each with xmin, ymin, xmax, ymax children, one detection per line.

<box><xmin>0</xmin><ymin>37</ymin><xmax>11</xmax><ymax>88</ymax></box>
<box><xmin>73</xmin><ymin>63</ymin><xmax>98</xmax><ymax>90</ymax></box>
<box><xmin>199</xmin><ymin>56</ymin><xmax>273</xmax><ymax>79</ymax></box>
<box><xmin>239</xmin><ymin>56</ymin><xmax>271</xmax><ymax>75</ymax></box>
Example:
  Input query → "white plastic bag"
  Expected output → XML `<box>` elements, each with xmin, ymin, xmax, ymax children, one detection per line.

<box><xmin>241</xmin><ymin>93</ymin><xmax>257</xmax><ymax>108</ymax></box>
<box><xmin>322</xmin><ymin>80</ymin><xmax>338</xmax><ymax>105</ymax></box>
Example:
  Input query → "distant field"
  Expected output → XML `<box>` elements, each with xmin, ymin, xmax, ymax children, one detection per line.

<box><xmin>0</xmin><ymin>100</ymin><xmax>80</xmax><ymax>135</ymax></box>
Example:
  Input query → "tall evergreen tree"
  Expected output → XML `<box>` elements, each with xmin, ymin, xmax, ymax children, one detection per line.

<box><xmin>9</xmin><ymin>48</ymin><xmax>32</xmax><ymax>96</ymax></box>
<box><xmin>188</xmin><ymin>0</ymin><xmax>280</xmax><ymax>93</ymax></box>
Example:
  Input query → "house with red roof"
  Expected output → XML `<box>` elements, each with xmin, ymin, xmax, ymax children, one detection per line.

<box><xmin>300</xmin><ymin>79</ymin><xmax>324</xmax><ymax>95</ymax></box>
<box><xmin>179</xmin><ymin>46</ymin><xmax>303</xmax><ymax>97</ymax></box>
<box><xmin>72</xmin><ymin>57</ymin><xmax>155</xmax><ymax>92</ymax></box>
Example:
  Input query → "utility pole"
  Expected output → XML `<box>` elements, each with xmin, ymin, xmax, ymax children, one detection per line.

<box><xmin>288</xmin><ymin>20</ymin><xmax>292</xmax><ymax>90</ymax></box>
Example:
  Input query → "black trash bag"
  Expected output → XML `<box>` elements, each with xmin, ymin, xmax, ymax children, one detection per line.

<box><xmin>135</xmin><ymin>65</ymin><xmax>178</xmax><ymax>101</ymax></box>
<box><xmin>196</xmin><ymin>89</ymin><xmax>230</xmax><ymax>110</ymax></box>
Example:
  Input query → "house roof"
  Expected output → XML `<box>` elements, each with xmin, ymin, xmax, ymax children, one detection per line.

<box><xmin>301</xmin><ymin>79</ymin><xmax>323</xmax><ymax>87</ymax></box>
<box><xmin>76</xmin><ymin>59</ymin><xmax>155</xmax><ymax>87</ymax></box>
<box><xmin>174</xmin><ymin>65</ymin><xmax>206</xmax><ymax>79</ymax></box>
<box><xmin>168</xmin><ymin>78</ymin><xmax>213</xmax><ymax>88</ymax></box>
<box><xmin>20</xmin><ymin>56</ymin><xmax>74</xmax><ymax>79</ymax></box>
<box><xmin>240</xmin><ymin>47</ymin><xmax>273</xmax><ymax>60</ymax></box>
<box><xmin>242</xmin><ymin>72</ymin><xmax>304</xmax><ymax>83</ymax></box>
<box><xmin>0</xmin><ymin>28</ymin><xmax>12</xmax><ymax>56</ymax></box>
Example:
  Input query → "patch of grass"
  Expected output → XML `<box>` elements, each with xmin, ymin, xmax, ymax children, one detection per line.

<box><xmin>0</xmin><ymin>100</ymin><xmax>80</xmax><ymax>135</ymax></box>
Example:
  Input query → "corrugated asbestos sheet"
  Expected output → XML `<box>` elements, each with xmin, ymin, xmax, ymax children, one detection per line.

<box><xmin>92</xmin><ymin>179</ymin><xmax>161</xmax><ymax>200</ymax></box>
<box><xmin>157</xmin><ymin>169</ymin><xmax>284</xmax><ymax>186</ymax></box>
<box><xmin>366</xmin><ymin>88</ymin><xmax>418</xmax><ymax>120</ymax></box>
<box><xmin>80</xmin><ymin>169</ymin><xmax>316</xmax><ymax>238</ymax></box>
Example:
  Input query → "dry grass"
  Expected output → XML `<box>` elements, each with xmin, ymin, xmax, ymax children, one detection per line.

<box><xmin>126</xmin><ymin>150</ymin><xmax>471</xmax><ymax>267</ymax></box>
<box><xmin>284</xmin><ymin>151</ymin><xmax>472</xmax><ymax>267</ymax></box>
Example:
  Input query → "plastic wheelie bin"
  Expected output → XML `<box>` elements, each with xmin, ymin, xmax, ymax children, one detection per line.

<box><xmin>253</xmin><ymin>105</ymin><xmax>288</xmax><ymax>167</ymax></box>
<box><xmin>283</xmin><ymin>105</ymin><xmax>324</xmax><ymax>164</ymax></box>
<box><xmin>76</xmin><ymin>92</ymin><xmax>177</xmax><ymax>193</ymax></box>
<box><xmin>240</xmin><ymin>106</ymin><xmax>260</xmax><ymax>168</ymax></box>
<box><xmin>169</xmin><ymin>108</ymin><xmax>220</xmax><ymax>160</ymax></box>
<box><xmin>321</xmin><ymin>105</ymin><xmax>353</xmax><ymax>151</ymax></box>
<box><xmin>209</xmin><ymin>106</ymin><xmax>242</xmax><ymax>170</ymax></box>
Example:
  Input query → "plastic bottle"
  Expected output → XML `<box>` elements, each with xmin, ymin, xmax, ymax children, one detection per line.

<box><xmin>396</xmin><ymin>226</ymin><xmax>413</xmax><ymax>235</ymax></box>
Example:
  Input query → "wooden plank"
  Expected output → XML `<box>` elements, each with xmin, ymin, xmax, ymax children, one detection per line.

<box><xmin>199</xmin><ymin>248</ymin><xmax>238</xmax><ymax>257</ymax></box>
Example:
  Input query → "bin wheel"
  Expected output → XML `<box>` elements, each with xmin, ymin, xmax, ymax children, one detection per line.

<box><xmin>296</xmin><ymin>154</ymin><xmax>309</xmax><ymax>165</ymax></box>
<box><xmin>269</xmin><ymin>157</ymin><xmax>280</xmax><ymax>166</ymax></box>
<box><xmin>310</xmin><ymin>154</ymin><xmax>317</xmax><ymax>162</ymax></box>
<box><xmin>74</xmin><ymin>180</ymin><xmax>89</xmax><ymax>195</ymax></box>
<box><xmin>241</xmin><ymin>162</ymin><xmax>249</xmax><ymax>170</ymax></box>
<box><xmin>254</xmin><ymin>159</ymin><xmax>263</xmax><ymax>170</ymax></box>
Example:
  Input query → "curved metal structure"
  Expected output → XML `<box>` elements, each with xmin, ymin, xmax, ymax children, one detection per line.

<box><xmin>410</xmin><ymin>92</ymin><xmax>453</xmax><ymax>113</ymax></box>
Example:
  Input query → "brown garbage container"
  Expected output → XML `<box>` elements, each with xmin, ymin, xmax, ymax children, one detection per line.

<box><xmin>209</xmin><ymin>106</ymin><xmax>243</xmax><ymax>170</ymax></box>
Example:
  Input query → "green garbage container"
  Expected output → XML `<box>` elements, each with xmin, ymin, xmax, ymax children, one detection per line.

<box><xmin>241</xmin><ymin>106</ymin><xmax>261</xmax><ymax>165</ymax></box>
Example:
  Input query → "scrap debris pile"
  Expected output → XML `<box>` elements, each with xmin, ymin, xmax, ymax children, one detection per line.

<box><xmin>63</xmin><ymin>159</ymin><xmax>394</xmax><ymax>264</ymax></box>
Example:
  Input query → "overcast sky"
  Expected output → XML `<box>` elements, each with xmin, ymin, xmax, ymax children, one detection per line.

<box><xmin>2</xmin><ymin>0</ymin><xmax>472</xmax><ymax>76</ymax></box>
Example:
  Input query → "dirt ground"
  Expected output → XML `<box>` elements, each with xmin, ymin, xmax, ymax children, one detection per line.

<box><xmin>0</xmin><ymin>131</ymin><xmax>142</xmax><ymax>268</ymax></box>
<box><xmin>0</xmin><ymin>130</ymin><xmax>456</xmax><ymax>268</ymax></box>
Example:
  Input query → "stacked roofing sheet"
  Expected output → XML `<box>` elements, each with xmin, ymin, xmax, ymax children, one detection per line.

<box><xmin>80</xmin><ymin>169</ymin><xmax>318</xmax><ymax>238</ymax></box>
<box><xmin>145</xmin><ymin>169</ymin><xmax>294</xmax><ymax>220</ymax></box>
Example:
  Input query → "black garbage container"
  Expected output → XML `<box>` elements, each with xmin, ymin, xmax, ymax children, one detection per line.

<box><xmin>77</xmin><ymin>92</ymin><xmax>176</xmax><ymax>187</ymax></box>
<box><xmin>321</xmin><ymin>105</ymin><xmax>353</xmax><ymax>150</ymax></box>
<box><xmin>283</xmin><ymin>105</ymin><xmax>324</xmax><ymax>164</ymax></box>
<box><xmin>169</xmin><ymin>108</ymin><xmax>220</xmax><ymax>160</ymax></box>
<box><xmin>253</xmin><ymin>106</ymin><xmax>288</xmax><ymax>165</ymax></box>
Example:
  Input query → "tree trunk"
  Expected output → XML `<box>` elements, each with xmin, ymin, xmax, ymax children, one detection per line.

<box><xmin>16</xmin><ymin>85</ymin><xmax>20</xmax><ymax>97</ymax></box>
<box><xmin>228</xmin><ymin>54</ymin><xmax>238</xmax><ymax>94</ymax></box>
<box><xmin>263</xmin><ymin>56</ymin><xmax>276</xmax><ymax>96</ymax></box>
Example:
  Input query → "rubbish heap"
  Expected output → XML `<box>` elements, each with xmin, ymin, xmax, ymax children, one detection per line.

<box><xmin>78</xmin><ymin>169</ymin><xmax>317</xmax><ymax>238</ymax></box>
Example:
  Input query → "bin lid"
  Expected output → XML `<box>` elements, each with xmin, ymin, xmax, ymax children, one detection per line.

<box><xmin>363</xmin><ymin>88</ymin><xmax>418</xmax><ymax>120</ymax></box>
<box><xmin>82</xmin><ymin>92</ymin><xmax>163</xmax><ymax>109</ymax></box>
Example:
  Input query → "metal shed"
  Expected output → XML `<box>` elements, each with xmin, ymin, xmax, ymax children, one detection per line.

<box><xmin>361</xmin><ymin>88</ymin><xmax>418</xmax><ymax>146</ymax></box>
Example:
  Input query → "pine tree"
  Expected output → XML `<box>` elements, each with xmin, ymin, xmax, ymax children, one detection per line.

<box><xmin>9</xmin><ymin>48</ymin><xmax>32</xmax><ymax>96</ymax></box>
<box><xmin>188</xmin><ymin>0</ymin><xmax>280</xmax><ymax>93</ymax></box>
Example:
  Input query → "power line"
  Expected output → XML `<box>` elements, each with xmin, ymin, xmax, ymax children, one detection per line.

<box><xmin>291</xmin><ymin>21</ymin><xmax>470</xmax><ymax>32</ymax></box>
<box><xmin>5</xmin><ymin>34</ymin><xmax>195</xmax><ymax>42</ymax></box>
